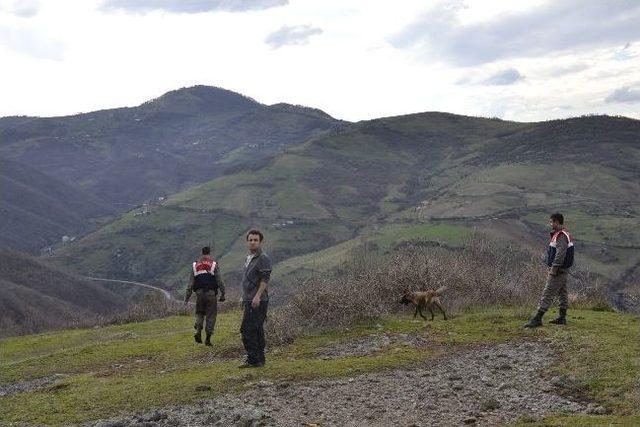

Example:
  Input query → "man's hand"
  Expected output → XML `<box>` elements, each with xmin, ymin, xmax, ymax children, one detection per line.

<box><xmin>251</xmin><ymin>294</ymin><xmax>261</xmax><ymax>309</ymax></box>
<box><xmin>219</xmin><ymin>295</ymin><xmax>226</xmax><ymax>302</ymax></box>
<box><xmin>184</xmin><ymin>299</ymin><xmax>189</xmax><ymax>306</ymax></box>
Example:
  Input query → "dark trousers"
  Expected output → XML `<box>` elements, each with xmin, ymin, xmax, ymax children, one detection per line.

<box><xmin>194</xmin><ymin>290</ymin><xmax>217</xmax><ymax>334</ymax></box>
<box><xmin>240</xmin><ymin>300</ymin><xmax>268</xmax><ymax>364</ymax></box>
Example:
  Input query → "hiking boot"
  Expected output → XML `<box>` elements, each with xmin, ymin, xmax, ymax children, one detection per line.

<box><xmin>549</xmin><ymin>308</ymin><xmax>567</xmax><ymax>325</ymax></box>
<box><xmin>238</xmin><ymin>361</ymin><xmax>263</xmax><ymax>369</ymax></box>
<box><xmin>523</xmin><ymin>310</ymin><xmax>545</xmax><ymax>328</ymax></box>
<box><xmin>205</xmin><ymin>333</ymin><xmax>212</xmax><ymax>346</ymax></box>
<box><xmin>194</xmin><ymin>331</ymin><xmax>202</xmax><ymax>344</ymax></box>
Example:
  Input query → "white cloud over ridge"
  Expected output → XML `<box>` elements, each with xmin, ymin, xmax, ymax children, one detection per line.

<box><xmin>0</xmin><ymin>0</ymin><xmax>639</xmax><ymax>122</ymax></box>
<box><xmin>605</xmin><ymin>85</ymin><xmax>640</xmax><ymax>104</ymax></box>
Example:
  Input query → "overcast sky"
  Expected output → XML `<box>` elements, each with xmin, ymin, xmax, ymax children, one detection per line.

<box><xmin>1</xmin><ymin>0</ymin><xmax>639</xmax><ymax>122</ymax></box>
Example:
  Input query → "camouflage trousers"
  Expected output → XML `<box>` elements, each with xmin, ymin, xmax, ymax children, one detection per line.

<box><xmin>537</xmin><ymin>270</ymin><xmax>568</xmax><ymax>312</ymax></box>
<box><xmin>194</xmin><ymin>290</ymin><xmax>218</xmax><ymax>334</ymax></box>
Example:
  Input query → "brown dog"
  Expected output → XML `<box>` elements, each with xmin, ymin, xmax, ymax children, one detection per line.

<box><xmin>400</xmin><ymin>287</ymin><xmax>447</xmax><ymax>321</ymax></box>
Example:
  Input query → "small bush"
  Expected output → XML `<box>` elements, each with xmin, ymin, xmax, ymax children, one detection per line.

<box><xmin>106</xmin><ymin>293</ymin><xmax>189</xmax><ymax>325</ymax></box>
<box><xmin>105</xmin><ymin>292</ymin><xmax>240</xmax><ymax>326</ymax></box>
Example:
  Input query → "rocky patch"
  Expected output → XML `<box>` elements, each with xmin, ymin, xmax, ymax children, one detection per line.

<box><xmin>0</xmin><ymin>374</ymin><xmax>67</xmax><ymax>397</ymax></box>
<box><xmin>85</xmin><ymin>341</ymin><xmax>589</xmax><ymax>426</ymax></box>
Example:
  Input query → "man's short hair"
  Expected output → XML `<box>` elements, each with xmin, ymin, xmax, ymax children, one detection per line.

<box><xmin>202</xmin><ymin>246</ymin><xmax>211</xmax><ymax>255</ymax></box>
<box><xmin>246</xmin><ymin>229</ymin><xmax>264</xmax><ymax>242</ymax></box>
<box><xmin>550</xmin><ymin>213</ymin><xmax>564</xmax><ymax>224</ymax></box>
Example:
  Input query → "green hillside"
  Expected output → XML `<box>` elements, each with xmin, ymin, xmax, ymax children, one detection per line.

<box><xmin>0</xmin><ymin>159</ymin><xmax>115</xmax><ymax>253</ymax></box>
<box><xmin>0</xmin><ymin>86</ymin><xmax>341</xmax><ymax>252</ymax></box>
<box><xmin>0</xmin><ymin>249</ymin><xmax>129</xmax><ymax>337</ymax></box>
<box><xmin>48</xmin><ymin>113</ymin><xmax>640</xmax><ymax>300</ymax></box>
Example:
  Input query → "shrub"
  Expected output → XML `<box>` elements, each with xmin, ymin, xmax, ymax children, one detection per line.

<box><xmin>105</xmin><ymin>293</ymin><xmax>189</xmax><ymax>325</ymax></box>
<box><xmin>267</xmin><ymin>232</ymin><xmax>611</xmax><ymax>344</ymax></box>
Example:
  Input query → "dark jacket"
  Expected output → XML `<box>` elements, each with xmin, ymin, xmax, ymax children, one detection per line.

<box><xmin>185</xmin><ymin>257</ymin><xmax>225</xmax><ymax>302</ymax></box>
<box><xmin>241</xmin><ymin>249</ymin><xmax>272</xmax><ymax>301</ymax></box>
<box><xmin>546</xmin><ymin>228</ymin><xmax>574</xmax><ymax>274</ymax></box>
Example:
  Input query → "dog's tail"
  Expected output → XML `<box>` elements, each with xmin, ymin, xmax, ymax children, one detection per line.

<box><xmin>434</xmin><ymin>286</ymin><xmax>447</xmax><ymax>295</ymax></box>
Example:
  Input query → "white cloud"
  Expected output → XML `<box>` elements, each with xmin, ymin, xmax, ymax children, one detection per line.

<box><xmin>483</xmin><ymin>68</ymin><xmax>523</xmax><ymax>86</ymax></box>
<box><xmin>543</xmin><ymin>62</ymin><xmax>590</xmax><ymax>77</ymax></box>
<box><xmin>0</xmin><ymin>0</ymin><xmax>40</xmax><ymax>17</ymax></box>
<box><xmin>0</xmin><ymin>24</ymin><xmax>65</xmax><ymax>60</ymax></box>
<box><xmin>265</xmin><ymin>24</ymin><xmax>322</xmax><ymax>49</ymax></box>
<box><xmin>0</xmin><ymin>0</ymin><xmax>638</xmax><ymax>122</ymax></box>
<box><xmin>390</xmin><ymin>0</ymin><xmax>640</xmax><ymax>66</ymax></box>
<box><xmin>100</xmin><ymin>0</ymin><xmax>287</xmax><ymax>14</ymax></box>
<box><xmin>605</xmin><ymin>85</ymin><xmax>640</xmax><ymax>104</ymax></box>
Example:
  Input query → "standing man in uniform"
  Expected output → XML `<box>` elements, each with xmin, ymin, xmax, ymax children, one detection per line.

<box><xmin>239</xmin><ymin>229</ymin><xmax>273</xmax><ymax>368</ymax></box>
<box><xmin>185</xmin><ymin>246</ymin><xmax>225</xmax><ymax>346</ymax></box>
<box><xmin>524</xmin><ymin>213</ymin><xmax>574</xmax><ymax>328</ymax></box>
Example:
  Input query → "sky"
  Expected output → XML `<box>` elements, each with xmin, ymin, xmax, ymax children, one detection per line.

<box><xmin>1</xmin><ymin>0</ymin><xmax>639</xmax><ymax>122</ymax></box>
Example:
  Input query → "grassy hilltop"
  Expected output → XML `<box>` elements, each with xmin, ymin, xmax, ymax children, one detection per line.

<box><xmin>0</xmin><ymin>307</ymin><xmax>638</xmax><ymax>426</ymax></box>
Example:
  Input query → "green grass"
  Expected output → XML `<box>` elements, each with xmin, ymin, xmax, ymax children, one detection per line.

<box><xmin>1</xmin><ymin>307</ymin><xmax>637</xmax><ymax>426</ymax></box>
<box><xmin>169</xmin><ymin>153</ymin><xmax>331</xmax><ymax>220</ymax></box>
<box><xmin>540</xmin><ymin>310</ymin><xmax>640</xmax><ymax>424</ymax></box>
<box><xmin>373</xmin><ymin>222</ymin><xmax>470</xmax><ymax>248</ymax></box>
<box><xmin>453</xmin><ymin>162</ymin><xmax>640</xmax><ymax>206</ymax></box>
<box><xmin>276</xmin><ymin>221</ymin><xmax>471</xmax><ymax>278</ymax></box>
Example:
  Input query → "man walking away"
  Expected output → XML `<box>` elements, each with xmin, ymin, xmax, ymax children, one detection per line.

<box><xmin>524</xmin><ymin>213</ymin><xmax>574</xmax><ymax>328</ymax></box>
<box><xmin>185</xmin><ymin>246</ymin><xmax>225</xmax><ymax>346</ymax></box>
<box><xmin>239</xmin><ymin>229</ymin><xmax>272</xmax><ymax>368</ymax></box>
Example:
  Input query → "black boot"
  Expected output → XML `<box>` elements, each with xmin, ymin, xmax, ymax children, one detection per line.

<box><xmin>523</xmin><ymin>310</ymin><xmax>545</xmax><ymax>328</ymax></box>
<box><xmin>194</xmin><ymin>330</ymin><xmax>202</xmax><ymax>344</ymax></box>
<box><xmin>205</xmin><ymin>333</ymin><xmax>212</xmax><ymax>346</ymax></box>
<box><xmin>549</xmin><ymin>308</ymin><xmax>567</xmax><ymax>325</ymax></box>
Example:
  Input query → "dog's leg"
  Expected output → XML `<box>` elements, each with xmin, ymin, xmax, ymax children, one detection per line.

<box><xmin>414</xmin><ymin>306</ymin><xmax>418</xmax><ymax>319</ymax></box>
<box><xmin>418</xmin><ymin>307</ymin><xmax>428</xmax><ymax>320</ymax></box>
<box><xmin>435</xmin><ymin>301</ymin><xmax>447</xmax><ymax>320</ymax></box>
<box><xmin>429</xmin><ymin>307</ymin><xmax>435</xmax><ymax>321</ymax></box>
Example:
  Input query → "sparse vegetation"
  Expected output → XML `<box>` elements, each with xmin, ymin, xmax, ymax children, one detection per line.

<box><xmin>267</xmin><ymin>233</ymin><xmax>610</xmax><ymax>344</ymax></box>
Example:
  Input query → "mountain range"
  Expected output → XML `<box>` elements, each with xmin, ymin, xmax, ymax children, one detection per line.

<box><xmin>1</xmin><ymin>85</ymin><xmax>639</xmax><ymax>334</ymax></box>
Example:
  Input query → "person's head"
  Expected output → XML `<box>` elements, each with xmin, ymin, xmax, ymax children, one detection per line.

<box><xmin>549</xmin><ymin>213</ymin><xmax>564</xmax><ymax>230</ymax></box>
<box><xmin>246</xmin><ymin>229</ymin><xmax>264</xmax><ymax>252</ymax></box>
<box><xmin>201</xmin><ymin>246</ymin><xmax>211</xmax><ymax>256</ymax></box>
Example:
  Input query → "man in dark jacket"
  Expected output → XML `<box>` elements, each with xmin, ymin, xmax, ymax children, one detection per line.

<box><xmin>239</xmin><ymin>229</ymin><xmax>273</xmax><ymax>368</ymax></box>
<box><xmin>524</xmin><ymin>213</ymin><xmax>574</xmax><ymax>328</ymax></box>
<box><xmin>185</xmin><ymin>246</ymin><xmax>225</xmax><ymax>346</ymax></box>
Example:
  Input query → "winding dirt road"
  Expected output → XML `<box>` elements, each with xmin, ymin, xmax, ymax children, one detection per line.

<box><xmin>85</xmin><ymin>277</ymin><xmax>174</xmax><ymax>300</ymax></box>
